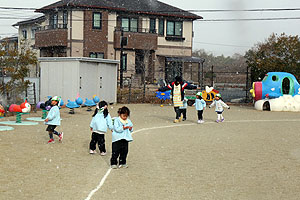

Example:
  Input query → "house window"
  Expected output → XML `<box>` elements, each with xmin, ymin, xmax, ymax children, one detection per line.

<box><xmin>90</xmin><ymin>52</ymin><xmax>104</xmax><ymax>59</ymax></box>
<box><xmin>150</xmin><ymin>18</ymin><xmax>156</xmax><ymax>33</ymax></box>
<box><xmin>93</xmin><ymin>12</ymin><xmax>102</xmax><ymax>29</ymax></box>
<box><xmin>131</xmin><ymin>18</ymin><xmax>138</xmax><ymax>32</ymax></box>
<box><xmin>63</xmin><ymin>11</ymin><xmax>68</xmax><ymax>29</ymax></box>
<box><xmin>166</xmin><ymin>21</ymin><xmax>182</xmax><ymax>36</ymax></box>
<box><xmin>122</xmin><ymin>54</ymin><xmax>127</xmax><ymax>72</ymax></box>
<box><xmin>158</xmin><ymin>19</ymin><xmax>164</xmax><ymax>36</ymax></box>
<box><xmin>121</xmin><ymin>17</ymin><xmax>138</xmax><ymax>32</ymax></box>
<box><xmin>31</xmin><ymin>28</ymin><xmax>36</xmax><ymax>39</ymax></box>
<box><xmin>50</xmin><ymin>13</ymin><xmax>58</xmax><ymax>29</ymax></box>
<box><xmin>22</xmin><ymin>29</ymin><xmax>27</xmax><ymax>39</ymax></box>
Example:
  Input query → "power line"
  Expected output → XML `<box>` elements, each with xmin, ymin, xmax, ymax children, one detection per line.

<box><xmin>199</xmin><ymin>17</ymin><xmax>300</xmax><ymax>22</ymax></box>
<box><xmin>193</xmin><ymin>41</ymin><xmax>250</xmax><ymax>48</ymax></box>
<box><xmin>2</xmin><ymin>6</ymin><xmax>300</xmax><ymax>12</ymax></box>
<box><xmin>1</xmin><ymin>16</ymin><xmax>300</xmax><ymax>22</ymax></box>
<box><xmin>175</xmin><ymin>8</ymin><xmax>300</xmax><ymax>12</ymax></box>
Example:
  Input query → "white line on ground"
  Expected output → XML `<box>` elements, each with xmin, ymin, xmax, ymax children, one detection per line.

<box><xmin>84</xmin><ymin>168</ymin><xmax>112</xmax><ymax>200</ymax></box>
<box><xmin>84</xmin><ymin>118</ymin><xmax>300</xmax><ymax>199</ymax></box>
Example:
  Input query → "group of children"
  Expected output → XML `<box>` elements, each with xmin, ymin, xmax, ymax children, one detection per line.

<box><xmin>44</xmin><ymin>97</ymin><xmax>133</xmax><ymax>169</ymax></box>
<box><xmin>44</xmin><ymin>89</ymin><xmax>229</xmax><ymax>169</ymax></box>
<box><xmin>178</xmin><ymin>92</ymin><xmax>230</xmax><ymax>124</ymax></box>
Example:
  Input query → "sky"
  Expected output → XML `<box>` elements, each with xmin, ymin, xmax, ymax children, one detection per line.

<box><xmin>0</xmin><ymin>0</ymin><xmax>300</xmax><ymax>56</ymax></box>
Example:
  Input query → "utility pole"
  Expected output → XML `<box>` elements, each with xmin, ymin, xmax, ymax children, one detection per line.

<box><xmin>245</xmin><ymin>66</ymin><xmax>249</xmax><ymax>102</ymax></box>
<box><xmin>211</xmin><ymin>65</ymin><xmax>214</xmax><ymax>87</ymax></box>
<box><xmin>120</xmin><ymin>28</ymin><xmax>124</xmax><ymax>88</ymax></box>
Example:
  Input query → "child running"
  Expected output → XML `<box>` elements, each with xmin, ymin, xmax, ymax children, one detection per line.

<box><xmin>193</xmin><ymin>92</ymin><xmax>206</xmax><ymax>124</ymax></box>
<box><xmin>110</xmin><ymin>106</ymin><xmax>133</xmax><ymax>169</ymax></box>
<box><xmin>89</xmin><ymin>101</ymin><xmax>113</xmax><ymax>155</ymax></box>
<box><xmin>209</xmin><ymin>93</ymin><xmax>230</xmax><ymax>123</ymax></box>
<box><xmin>44</xmin><ymin>96</ymin><xmax>63</xmax><ymax>144</ymax></box>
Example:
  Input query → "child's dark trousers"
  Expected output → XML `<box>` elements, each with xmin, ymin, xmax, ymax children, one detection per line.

<box><xmin>197</xmin><ymin>110</ymin><xmax>203</xmax><ymax>120</ymax></box>
<box><xmin>90</xmin><ymin>132</ymin><xmax>106</xmax><ymax>153</ymax></box>
<box><xmin>110</xmin><ymin>139</ymin><xmax>129</xmax><ymax>165</ymax></box>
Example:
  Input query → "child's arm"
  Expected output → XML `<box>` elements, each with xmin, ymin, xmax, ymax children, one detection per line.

<box><xmin>202</xmin><ymin>99</ymin><xmax>206</xmax><ymax>108</ymax></box>
<box><xmin>209</xmin><ymin>100</ymin><xmax>215</xmax><ymax>108</ymax></box>
<box><xmin>106</xmin><ymin>114</ymin><xmax>114</xmax><ymax>130</ymax></box>
<box><xmin>127</xmin><ymin>120</ymin><xmax>134</xmax><ymax>132</ymax></box>
<box><xmin>221</xmin><ymin>100</ymin><xmax>230</xmax><ymax>109</ymax></box>
<box><xmin>45</xmin><ymin>107</ymin><xmax>56</xmax><ymax>121</ymax></box>
<box><xmin>113</xmin><ymin>119</ymin><xmax>124</xmax><ymax>133</ymax></box>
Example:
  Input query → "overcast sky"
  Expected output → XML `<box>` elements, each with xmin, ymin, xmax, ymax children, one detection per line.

<box><xmin>1</xmin><ymin>0</ymin><xmax>300</xmax><ymax>56</ymax></box>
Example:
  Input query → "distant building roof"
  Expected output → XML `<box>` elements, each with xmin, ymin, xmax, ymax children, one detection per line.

<box><xmin>0</xmin><ymin>36</ymin><xmax>18</xmax><ymax>42</ymax></box>
<box><xmin>13</xmin><ymin>15</ymin><xmax>45</xmax><ymax>26</ymax></box>
<box><xmin>36</xmin><ymin>0</ymin><xmax>202</xmax><ymax>20</ymax></box>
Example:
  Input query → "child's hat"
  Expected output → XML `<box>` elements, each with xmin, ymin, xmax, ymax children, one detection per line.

<box><xmin>196</xmin><ymin>92</ymin><xmax>202</xmax><ymax>96</ymax></box>
<box><xmin>216</xmin><ymin>93</ymin><xmax>221</xmax><ymax>97</ymax></box>
<box><xmin>52</xmin><ymin>96</ymin><xmax>60</xmax><ymax>101</ymax></box>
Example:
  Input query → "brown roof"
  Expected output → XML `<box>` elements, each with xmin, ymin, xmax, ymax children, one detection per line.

<box><xmin>36</xmin><ymin>0</ymin><xmax>202</xmax><ymax>20</ymax></box>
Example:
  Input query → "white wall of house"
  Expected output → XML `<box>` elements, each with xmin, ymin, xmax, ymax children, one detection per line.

<box><xmin>108</xmin><ymin>12</ymin><xmax>117</xmax><ymax>42</ymax></box>
<box><xmin>157</xmin><ymin>20</ymin><xmax>193</xmax><ymax>48</ymax></box>
<box><xmin>72</xmin><ymin>11</ymin><xmax>84</xmax><ymax>40</ymax></box>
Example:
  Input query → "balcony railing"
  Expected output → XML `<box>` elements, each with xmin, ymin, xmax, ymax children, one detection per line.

<box><xmin>114</xmin><ymin>27</ymin><xmax>158</xmax><ymax>50</ymax></box>
<box><xmin>37</xmin><ymin>24</ymin><xmax>67</xmax><ymax>31</ymax></box>
<box><xmin>114</xmin><ymin>27</ymin><xmax>157</xmax><ymax>34</ymax></box>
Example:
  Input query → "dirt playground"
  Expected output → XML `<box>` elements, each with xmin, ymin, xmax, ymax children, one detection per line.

<box><xmin>1</xmin><ymin>104</ymin><xmax>300</xmax><ymax>200</ymax></box>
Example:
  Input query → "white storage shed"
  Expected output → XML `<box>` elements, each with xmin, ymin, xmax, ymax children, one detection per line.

<box><xmin>39</xmin><ymin>57</ymin><xmax>119</xmax><ymax>104</ymax></box>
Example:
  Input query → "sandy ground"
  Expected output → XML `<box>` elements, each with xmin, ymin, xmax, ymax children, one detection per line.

<box><xmin>1</xmin><ymin>104</ymin><xmax>300</xmax><ymax>200</ymax></box>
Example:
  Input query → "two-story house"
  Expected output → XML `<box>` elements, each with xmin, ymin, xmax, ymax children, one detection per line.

<box><xmin>13</xmin><ymin>15</ymin><xmax>45</xmax><ymax>77</ymax></box>
<box><xmin>35</xmin><ymin>0</ymin><xmax>202</xmax><ymax>84</ymax></box>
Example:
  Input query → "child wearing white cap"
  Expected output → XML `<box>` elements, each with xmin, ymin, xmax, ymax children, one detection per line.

<box><xmin>44</xmin><ymin>96</ymin><xmax>63</xmax><ymax>143</ymax></box>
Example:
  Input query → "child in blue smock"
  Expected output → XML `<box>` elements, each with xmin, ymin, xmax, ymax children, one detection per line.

<box><xmin>193</xmin><ymin>92</ymin><xmax>206</xmax><ymax>124</ymax></box>
<box><xmin>110</xmin><ymin>106</ymin><xmax>133</xmax><ymax>169</ymax></box>
<box><xmin>89</xmin><ymin>101</ymin><xmax>113</xmax><ymax>155</ymax></box>
<box><xmin>45</xmin><ymin>96</ymin><xmax>63</xmax><ymax>144</ymax></box>
<box><xmin>179</xmin><ymin>97</ymin><xmax>188</xmax><ymax>121</ymax></box>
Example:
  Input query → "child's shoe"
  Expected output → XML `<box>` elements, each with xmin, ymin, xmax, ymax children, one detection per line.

<box><xmin>111</xmin><ymin>165</ymin><xmax>118</xmax><ymax>169</ymax></box>
<box><xmin>182</xmin><ymin>118</ymin><xmax>186</xmax><ymax>121</ymax></box>
<box><xmin>100</xmin><ymin>152</ymin><xmax>106</xmax><ymax>156</ymax></box>
<box><xmin>179</xmin><ymin>116</ymin><xmax>183</xmax><ymax>122</ymax></box>
<box><xmin>221</xmin><ymin>118</ymin><xmax>225</xmax><ymax>122</ymax></box>
<box><xmin>59</xmin><ymin>132</ymin><xmax>64</xmax><ymax>142</ymax></box>
<box><xmin>47</xmin><ymin>138</ymin><xmax>54</xmax><ymax>144</ymax></box>
<box><xmin>216</xmin><ymin>120</ymin><xmax>220</xmax><ymax>123</ymax></box>
<box><xmin>89</xmin><ymin>149</ymin><xmax>96</xmax><ymax>154</ymax></box>
<box><xmin>119</xmin><ymin>164</ymin><xmax>128</xmax><ymax>168</ymax></box>
<box><xmin>200</xmin><ymin>120</ymin><xmax>205</xmax><ymax>123</ymax></box>
<box><xmin>197</xmin><ymin>120</ymin><xmax>201</xmax><ymax>124</ymax></box>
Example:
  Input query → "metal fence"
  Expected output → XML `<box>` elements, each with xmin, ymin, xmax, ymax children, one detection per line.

<box><xmin>117</xmin><ymin>66</ymin><xmax>251</xmax><ymax>104</ymax></box>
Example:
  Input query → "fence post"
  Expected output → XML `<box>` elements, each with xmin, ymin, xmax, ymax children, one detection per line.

<box><xmin>128</xmin><ymin>81</ymin><xmax>131</xmax><ymax>104</ymax></box>
<box><xmin>143</xmin><ymin>81</ymin><xmax>146</xmax><ymax>103</ymax></box>
<box><xmin>33</xmin><ymin>83</ymin><xmax>37</xmax><ymax>112</ymax></box>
